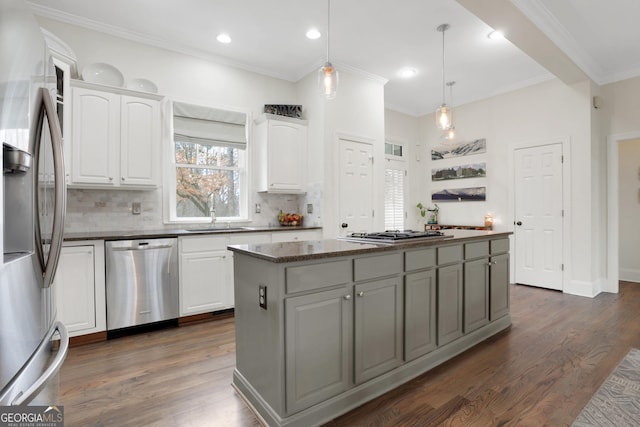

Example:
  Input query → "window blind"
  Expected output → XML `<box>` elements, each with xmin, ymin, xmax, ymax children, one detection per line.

<box><xmin>173</xmin><ymin>101</ymin><xmax>247</xmax><ymax>149</ymax></box>
<box><xmin>384</xmin><ymin>167</ymin><xmax>405</xmax><ymax>230</ymax></box>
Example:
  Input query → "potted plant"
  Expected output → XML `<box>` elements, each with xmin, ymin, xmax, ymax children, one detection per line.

<box><xmin>417</xmin><ymin>202</ymin><xmax>439</xmax><ymax>224</ymax></box>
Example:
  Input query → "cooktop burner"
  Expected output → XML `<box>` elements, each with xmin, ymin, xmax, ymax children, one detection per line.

<box><xmin>340</xmin><ymin>230</ymin><xmax>452</xmax><ymax>244</ymax></box>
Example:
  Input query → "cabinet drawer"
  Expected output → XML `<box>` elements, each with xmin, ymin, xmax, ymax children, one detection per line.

<box><xmin>491</xmin><ymin>238</ymin><xmax>510</xmax><ymax>254</ymax></box>
<box><xmin>180</xmin><ymin>235</ymin><xmax>229</xmax><ymax>253</ymax></box>
<box><xmin>465</xmin><ymin>241</ymin><xmax>489</xmax><ymax>259</ymax></box>
<box><xmin>354</xmin><ymin>253</ymin><xmax>403</xmax><ymax>281</ymax></box>
<box><xmin>286</xmin><ymin>259</ymin><xmax>351</xmax><ymax>294</ymax></box>
<box><xmin>437</xmin><ymin>245</ymin><xmax>463</xmax><ymax>265</ymax></box>
<box><xmin>405</xmin><ymin>248</ymin><xmax>436</xmax><ymax>272</ymax></box>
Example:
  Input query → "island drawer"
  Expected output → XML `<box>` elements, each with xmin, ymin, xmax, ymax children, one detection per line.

<box><xmin>286</xmin><ymin>259</ymin><xmax>351</xmax><ymax>294</ymax></box>
<box><xmin>405</xmin><ymin>248</ymin><xmax>436</xmax><ymax>271</ymax></box>
<box><xmin>354</xmin><ymin>252</ymin><xmax>403</xmax><ymax>281</ymax></box>
<box><xmin>437</xmin><ymin>245</ymin><xmax>463</xmax><ymax>265</ymax></box>
<box><xmin>491</xmin><ymin>238</ymin><xmax>510</xmax><ymax>254</ymax></box>
<box><xmin>465</xmin><ymin>241</ymin><xmax>489</xmax><ymax>259</ymax></box>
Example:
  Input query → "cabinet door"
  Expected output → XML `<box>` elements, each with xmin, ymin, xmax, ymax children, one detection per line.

<box><xmin>120</xmin><ymin>96</ymin><xmax>160</xmax><ymax>187</ymax></box>
<box><xmin>71</xmin><ymin>87</ymin><xmax>119</xmax><ymax>185</ymax></box>
<box><xmin>54</xmin><ymin>246</ymin><xmax>96</xmax><ymax>334</ymax></box>
<box><xmin>405</xmin><ymin>269</ymin><xmax>437</xmax><ymax>361</ymax></box>
<box><xmin>437</xmin><ymin>263</ymin><xmax>463</xmax><ymax>346</ymax></box>
<box><xmin>464</xmin><ymin>258</ymin><xmax>490</xmax><ymax>333</ymax></box>
<box><xmin>285</xmin><ymin>287</ymin><xmax>351</xmax><ymax>414</ymax></box>
<box><xmin>271</xmin><ymin>229</ymin><xmax>322</xmax><ymax>243</ymax></box>
<box><xmin>179</xmin><ymin>250</ymin><xmax>229</xmax><ymax>315</ymax></box>
<box><xmin>267</xmin><ymin>121</ymin><xmax>306</xmax><ymax>192</ymax></box>
<box><xmin>354</xmin><ymin>277</ymin><xmax>403</xmax><ymax>384</ymax></box>
<box><xmin>490</xmin><ymin>253</ymin><xmax>510</xmax><ymax>320</ymax></box>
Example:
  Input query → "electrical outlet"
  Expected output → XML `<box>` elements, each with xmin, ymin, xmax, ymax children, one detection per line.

<box><xmin>259</xmin><ymin>284</ymin><xmax>267</xmax><ymax>310</ymax></box>
<box><xmin>255</xmin><ymin>203</ymin><xmax>261</xmax><ymax>213</ymax></box>
<box><xmin>307</xmin><ymin>203</ymin><xmax>313</xmax><ymax>214</ymax></box>
<box><xmin>132</xmin><ymin>202</ymin><xmax>141</xmax><ymax>215</ymax></box>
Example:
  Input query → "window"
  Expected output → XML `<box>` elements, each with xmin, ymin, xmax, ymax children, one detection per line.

<box><xmin>384</xmin><ymin>141</ymin><xmax>406</xmax><ymax>231</ymax></box>
<box><xmin>169</xmin><ymin>102</ymin><xmax>248</xmax><ymax>222</ymax></box>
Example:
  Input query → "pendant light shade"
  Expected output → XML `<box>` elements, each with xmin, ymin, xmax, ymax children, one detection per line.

<box><xmin>319</xmin><ymin>0</ymin><xmax>338</xmax><ymax>99</ymax></box>
<box><xmin>436</xmin><ymin>24</ymin><xmax>452</xmax><ymax>130</ymax></box>
<box><xmin>445</xmin><ymin>81</ymin><xmax>456</xmax><ymax>140</ymax></box>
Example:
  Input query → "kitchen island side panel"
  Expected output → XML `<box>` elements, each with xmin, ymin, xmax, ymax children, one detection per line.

<box><xmin>233</xmin><ymin>252</ymin><xmax>286</xmax><ymax>415</ymax></box>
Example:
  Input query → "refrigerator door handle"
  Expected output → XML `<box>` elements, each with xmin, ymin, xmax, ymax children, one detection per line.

<box><xmin>39</xmin><ymin>88</ymin><xmax>67</xmax><ymax>288</ymax></box>
<box><xmin>10</xmin><ymin>321</ymin><xmax>69</xmax><ymax>406</ymax></box>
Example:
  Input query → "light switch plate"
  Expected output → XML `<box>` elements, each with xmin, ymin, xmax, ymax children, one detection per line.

<box><xmin>132</xmin><ymin>202</ymin><xmax>141</xmax><ymax>215</ymax></box>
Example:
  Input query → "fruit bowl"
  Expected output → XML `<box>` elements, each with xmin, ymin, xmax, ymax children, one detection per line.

<box><xmin>278</xmin><ymin>212</ymin><xmax>303</xmax><ymax>226</ymax></box>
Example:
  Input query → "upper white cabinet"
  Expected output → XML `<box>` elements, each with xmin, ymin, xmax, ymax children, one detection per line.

<box><xmin>254</xmin><ymin>114</ymin><xmax>308</xmax><ymax>193</ymax></box>
<box><xmin>69</xmin><ymin>81</ymin><xmax>161</xmax><ymax>189</ymax></box>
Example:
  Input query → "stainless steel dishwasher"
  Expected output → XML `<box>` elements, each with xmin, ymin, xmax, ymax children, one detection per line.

<box><xmin>105</xmin><ymin>238</ymin><xmax>179</xmax><ymax>331</ymax></box>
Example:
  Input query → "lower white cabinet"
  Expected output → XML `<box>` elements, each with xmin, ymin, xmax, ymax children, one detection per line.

<box><xmin>54</xmin><ymin>241</ymin><xmax>106</xmax><ymax>337</ymax></box>
<box><xmin>179</xmin><ymin>235</ymin><xmax>231</xmax><ymax>316</ymax></box>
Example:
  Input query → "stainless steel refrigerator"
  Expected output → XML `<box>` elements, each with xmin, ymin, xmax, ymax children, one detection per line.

<box><xmin>0</xmin><ymin>0</ymin><xmax>69</xmax><ymax>406</ymax></box>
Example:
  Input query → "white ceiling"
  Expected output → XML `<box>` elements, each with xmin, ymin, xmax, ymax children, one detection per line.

<box><xmin>27</xmin><ymin>0</ymin><xmax>640</xmax><ymax>117</ymax></box>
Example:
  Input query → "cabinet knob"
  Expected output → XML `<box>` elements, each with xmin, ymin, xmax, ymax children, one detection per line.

<box><xmin>121</xmin><ymin>177</ymin><xmax>125</xmax><ymax>181</ymax></box>
<box><xmin>109</xmin><ymin>177</ymin><xmax>113</xmax><ymax>181</ymax></box>
<box><xmin>357</xmin><ymin>291</ymin><xmax>364</xmax><ymax>297</ymax></box>
<box><xmin>344</xmin><ymin>294</ymin><xmax>352</xmax><ymax>300</ymax></box>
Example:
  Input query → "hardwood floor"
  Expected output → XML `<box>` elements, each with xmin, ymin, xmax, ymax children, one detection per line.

<box><xmin>58</xmin><ymin>282</ymin><xmax>640</xmax><ymax>426</ymax></box>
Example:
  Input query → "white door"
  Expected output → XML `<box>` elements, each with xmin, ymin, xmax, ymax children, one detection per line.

<box><xmin>339</xmin><ymin>138</ymin><xmax>374</xmax><ymax>234</ymax></box>
<box><xmin>514</xmin><ymin>143</ymin><xmax>563</xmax><ymax>290</ymax></box>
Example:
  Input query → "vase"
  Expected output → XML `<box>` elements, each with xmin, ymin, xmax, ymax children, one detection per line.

<box><xmin>427</xmin><ymin>212</ymin><xmax>438</xmax><ymax>224</ymax></box>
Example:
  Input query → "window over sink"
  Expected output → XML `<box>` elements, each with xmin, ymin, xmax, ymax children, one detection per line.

<box><xmin>166</xmin><ymin>101</ymin><xmax>248</xmax><ymax>223</ymax></box>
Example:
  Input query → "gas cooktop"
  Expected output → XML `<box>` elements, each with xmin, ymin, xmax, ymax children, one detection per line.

<box><xmin>339</xmin><ymin>230</ymin><xmax>453</xmax><ymax>244</ymax></box>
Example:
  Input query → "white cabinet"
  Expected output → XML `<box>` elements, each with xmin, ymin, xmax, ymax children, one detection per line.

<box><xmin>271</xmin><ymin>229</ymin><xmax>322</xmax><ymax>243</ymax></box>
<box><xmin>179</xmin><ymin>235</ymin><xmax>232</xmax><ymax>316</ymax></box>
<box><xmin>54</xmin><ymin>241</ymin><xmax>106</xmax><ymax>337</ymax></box>
<box><xmin>69</xmin><ymin>81</ymin><xmax>161</xmax><ymax>189</ymax></box>
<box><xmin>255</xmin><ymin>114</ymin><xmax>308</xmax><ymax>193</ymax></box>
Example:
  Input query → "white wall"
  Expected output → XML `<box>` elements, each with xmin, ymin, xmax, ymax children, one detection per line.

<box><xmin>618</xmin><ymin>139</ymin><xmax>640</xmax><ymax>282</ymax></box>
<box><xmin>387</xmin><ymin>78</ymin><xmax>605</xmax><ymax>295</ymax></box>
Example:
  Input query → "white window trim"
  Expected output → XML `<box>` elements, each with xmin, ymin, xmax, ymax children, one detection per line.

<box><xmin>384</xmin><ymin>139</ymin><xmax>407</xmax><ymax>231</ymax></box>
<box><xmin>162</xmin><ymin>99</ymin><xmax>251</xmax><ymax>225</ymax></box>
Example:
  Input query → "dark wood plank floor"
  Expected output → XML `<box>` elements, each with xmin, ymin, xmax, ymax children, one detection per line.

<box><xmin>58</xmin><ymin>282</ymin><xmax>640</xmax><ymax>426</ymax></box>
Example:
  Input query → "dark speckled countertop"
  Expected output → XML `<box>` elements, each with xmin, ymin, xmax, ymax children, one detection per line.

<box><xmin>63</xmin><ymin>225</ymin><xmax>322</xmax><ymax>242</ymax></box>
<box><xmin>227</xmin><ymin>229</ymin><xmax>512</xmax><ymax>263</ymax></box>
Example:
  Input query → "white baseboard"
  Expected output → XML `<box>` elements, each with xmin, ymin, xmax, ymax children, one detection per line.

<box><xmin>619</xmin><ymin>268</ymin><xmax>640</xmax><ymax>283</ymax></box>
<box><xmin>564</xmin><ymin>279</ymin><xmax>602</xmax><ymax>297</ymax></box>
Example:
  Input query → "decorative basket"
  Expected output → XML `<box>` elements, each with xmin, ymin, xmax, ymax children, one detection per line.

<box><xmin>278</xmin><ymin>212</ymin><xmax>303</xmax><ymax>226</ymax></box>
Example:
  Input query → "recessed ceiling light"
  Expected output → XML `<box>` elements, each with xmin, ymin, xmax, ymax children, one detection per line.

<box><xmin>487</xmin><ymin>30</ymin><xmax>505</xmax><ymax>41</ymax></box>
<box><xmin>399</xmin><ymin>67</ymin><xmax>418</xmax><ymax>78</ymax></box>
<box><xmin>217</xmin><ymin>33</ymin><xmax>232</xmax><ymax>44</ymax></box>
<box><xmin>306</xmin><ymin>28</ymin><xmax>321</xmax><ymax>40</ymax></box>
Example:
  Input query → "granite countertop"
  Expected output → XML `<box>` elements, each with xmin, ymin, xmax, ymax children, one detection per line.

<box><xmin>227</xmin><ymin>229</ymin><xmax>512</xmax><ymax>263</ymax></box>
<box><xmin>63</xmin><ymin>225</ymin><xmax>322</xmax><ymax>242</ymax></box>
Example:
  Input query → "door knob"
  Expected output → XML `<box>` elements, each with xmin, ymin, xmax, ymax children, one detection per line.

<box><xmin>515</xmin><ymin>221</ymin><xmax>522</xmax><ymax>226</ymax></box>
<box><xmin>341</xmin><ymin>223</ymin><xmax>348</xmax><ymax>228</ymax></box>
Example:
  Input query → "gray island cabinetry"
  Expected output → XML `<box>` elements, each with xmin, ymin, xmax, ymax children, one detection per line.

<box><xmin>229</xmin><ymin>231</ymin><xmax>511</xmax><ymax>427</ymax></box>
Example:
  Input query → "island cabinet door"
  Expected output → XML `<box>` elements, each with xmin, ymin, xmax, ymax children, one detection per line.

<box><xmin>404</xmin><ymin>269</ymin><xmax>437</xmax><ymax>361</ymax></box>
<box><xmin>354</xmin><ymin>277</ymin><xmax>404</xmax><ymax>384</ymax></box>
<box><xmin>490</xmin><ymin>253</ymin><xmax>510</xmax><ymax>320</ymax></box>
<box><xmin>285</xmin><ymin>287</ymin><xmax>352</xmax><ymax>415</ymax></box>
<box><xmin>463</xmin><ymin>258</ymin><xmax>490</xmax><ymax>333</ymax></box>
<box><xmin>437</xmin><ymin>263</ymin><xmax>464</xmax><ymax>346</ymax></box>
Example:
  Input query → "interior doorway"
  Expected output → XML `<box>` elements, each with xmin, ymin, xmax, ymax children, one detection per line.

<box><xmin>607</xmin><ymin>132</ymin><xmax>640</xmax><ymax>292</ymax></box>
<box><xmin>338</xmin><ymin>137</ymin><xmax>374</xmax><ymax>235</ymax></box>
<box><xmin>513</xmin><ymin>143</ymin><xmax>564</xmax><ymax>290</ymax></box>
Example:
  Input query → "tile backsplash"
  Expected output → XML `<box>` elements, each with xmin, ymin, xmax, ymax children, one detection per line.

<box><xmin>65</xmin><ymin>186</ymin><xmax>322</xmax><ymax>233</ymax></box>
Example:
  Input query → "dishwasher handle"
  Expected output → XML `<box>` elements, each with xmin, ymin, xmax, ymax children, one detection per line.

<box><xmin>111</xmin><ymin>243</ymin><xmax>174</xmax><ymax>251</ymax></box>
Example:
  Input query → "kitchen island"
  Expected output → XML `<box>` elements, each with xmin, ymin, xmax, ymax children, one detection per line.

<box><xmin>228</xmin><ymin>230</ymin><xmax>512</xmax><ymax>427</ymax></box>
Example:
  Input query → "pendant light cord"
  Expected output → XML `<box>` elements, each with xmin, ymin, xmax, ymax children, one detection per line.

<box><xmin>326</xmin><ymin>0</ymin><xmax>331</xmax><ymax>62</ymax></box>
<box><xmin>441</xmin><ymin>25</ymin><xmax>446</xmax><ymax>105</ymax></box>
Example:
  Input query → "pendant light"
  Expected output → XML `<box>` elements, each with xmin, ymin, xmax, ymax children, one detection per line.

<box><xmin>318</xmin><ymin>0</ymin><xmax>338</xmax><ymax>99</ymax></box>
<box><xmin>445</xmin><ymin>81</ymin><xmax>456</xmax><ymax>140</ymax></box>
<box><xmin>435</xmin><ymin>24</ymin><xmax>452</xmax><ymax>130</ymax></box>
